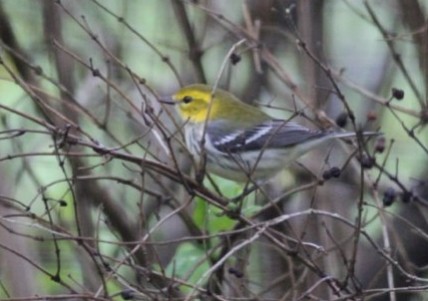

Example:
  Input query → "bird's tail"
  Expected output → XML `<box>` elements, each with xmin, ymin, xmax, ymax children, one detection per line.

<box><xmin>331</xmin><ymin>131</ymin><xmax>382</xmax><ymax>139</ymax></box>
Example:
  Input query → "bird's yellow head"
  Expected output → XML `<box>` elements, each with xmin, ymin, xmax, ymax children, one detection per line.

<box><xmin>171</xmin><ymin>84</ymin><xmax>219</xmax><ymax>123</ymax></box>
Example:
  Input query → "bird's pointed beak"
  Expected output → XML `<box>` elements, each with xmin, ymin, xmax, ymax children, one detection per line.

<box><xmin>158</xmin><ymin>96</ymin><xmax>176</xmax><ymax>105</ymax></box>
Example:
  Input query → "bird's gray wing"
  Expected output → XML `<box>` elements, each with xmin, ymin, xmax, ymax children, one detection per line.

<box><xmin>206</xmin><ymin>119</ymin><xmax>325</xmax><ymax>153</ymax></box>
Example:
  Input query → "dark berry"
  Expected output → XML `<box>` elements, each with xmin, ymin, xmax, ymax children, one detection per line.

<box><xmin>120</xmin><ymin>289</ymin><xmax>134</xmax><ymax>300</ymax></box>
<box><xmin>391</xmin><ymin>88</ymin><xmax>404</xmax><ymax>100</ymax></box>
<box><xmin>383</xmin><ymin>187</ymin><xmax>396</xmax><ymax>207</ymax></box>
<box><xmin>336</xmin><ymin>112</ymin><xmax>348</xmax><ymax>128</ymax></box>
<box><xmin>374</xmin><ymin>136</ymin><xmax>386</xmax><ymax>153</ymax></box>
<box><xmin>360</xmin><ymin>155</ymin><xmax>375</xmax><ymax>169</ymax></box>
<box><xmin>230</xmin><ymin>53</ymin><xmax>241</xmax><ymax>65</ymax></box>
<box><xmin>329</xmin><ymin>167</ymin><xmax>341</xmax><ymax>178</ymax></box>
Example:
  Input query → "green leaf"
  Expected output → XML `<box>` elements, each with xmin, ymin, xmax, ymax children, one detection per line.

<box><xmin>192</xmin><ymin>197</ymin><xmax>236</xmax><ymax>233</ymax></box>
<box><xmin>165</xmin><ymin>243</ymin><xmax>210</xmax><ymax>292</ymax></box>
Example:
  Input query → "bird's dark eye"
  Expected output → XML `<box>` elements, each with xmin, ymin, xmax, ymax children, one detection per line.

<box><xmin>182</xmin><ymin>96</ymin><xmax>193</xmax><ymax>104</ymax></box>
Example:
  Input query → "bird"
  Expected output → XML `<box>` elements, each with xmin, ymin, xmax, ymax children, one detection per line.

<box><xmin>161</xmin><ymin>84</ymin><xmax>379</xmax><ymax>182</ymax></box>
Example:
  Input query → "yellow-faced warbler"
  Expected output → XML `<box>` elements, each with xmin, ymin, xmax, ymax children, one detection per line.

<box><xmin>162</xmin><ymin>84</ymin><xmax>379</xmax><ymax>181</ymax></box>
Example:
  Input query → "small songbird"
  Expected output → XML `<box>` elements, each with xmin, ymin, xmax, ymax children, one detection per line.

<box><xmin>162</xmin><ymin>84</ymin><xmax>379</xmax><ymax>181</ymax></box>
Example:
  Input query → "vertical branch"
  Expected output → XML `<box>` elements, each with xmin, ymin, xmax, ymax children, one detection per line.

<box><xmin>397</xmin><ymin>0</ymin><xmax>428</xmax><ymax>108</ymax></box>
<box><xmin>171</xmin><ymin>1</ymin><xmax>206</xmax><ymax>84</ymax></box>
<box><xmin>297</xmin><ymin>0</ymin><xmax>329</xmax><ymax>111</ymax></box>
<box><xmin>296</xmin><ymin>2</ymin><xmax>336</xmax><ymax>300</ymax></box>
<box><xmin>42</xmin><ymin>0</ymin><xmax>99</xmax><ymax>289</ymax></box>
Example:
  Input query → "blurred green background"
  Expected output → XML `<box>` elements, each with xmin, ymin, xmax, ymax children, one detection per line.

<box><xmin>0</xmin><ymin>1</ymin><xmax>427</xmax><ymax>300</ymax></box>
